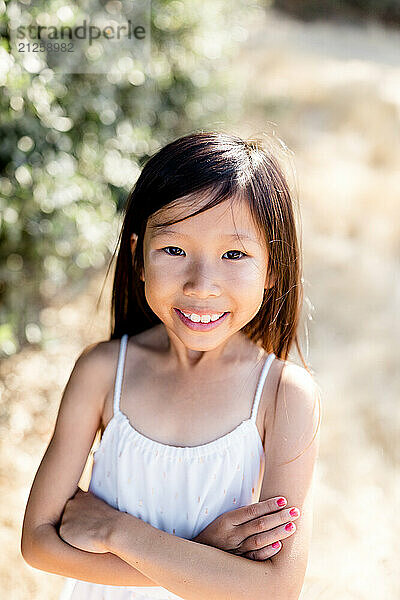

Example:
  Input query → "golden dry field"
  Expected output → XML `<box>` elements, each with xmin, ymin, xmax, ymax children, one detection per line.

<box><xmin>2</xmin><ymin>8</ymin><xmax>399</xmax><ymax>600</ymax></box>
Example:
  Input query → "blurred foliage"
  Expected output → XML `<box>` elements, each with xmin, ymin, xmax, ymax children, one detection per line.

<box><xmin>0</xmin><ymin>0</ymin><xmax>257</xmax><ymax>357</ymax></box>
<box><xmin>273</xmin><ymin>0</ymin><xmax>400</xmax><ymax>25</ymax></box>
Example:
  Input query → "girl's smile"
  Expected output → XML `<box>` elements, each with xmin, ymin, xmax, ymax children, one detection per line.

<box><xmin>174</xmin><ymin>307</ymin><xmax>230</xmax><ymax>331</ymax></box>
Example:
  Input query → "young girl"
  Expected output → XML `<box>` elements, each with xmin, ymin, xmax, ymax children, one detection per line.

<box><xmin>21</xmin><ymin>131</ymin><xmax>321</xmax><ymax>600</ymax></box>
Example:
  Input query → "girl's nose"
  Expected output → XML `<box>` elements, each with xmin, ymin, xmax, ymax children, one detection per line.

<box><xmin>182</xmin><ymin>263</ymin><xmax>222</xmax><ymax>298</ymax></box>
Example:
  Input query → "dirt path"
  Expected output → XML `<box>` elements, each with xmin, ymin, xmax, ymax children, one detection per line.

<box><xmin>230</xmin><ymin>9</ymin><xmax>400</xmax><ymax>599</ymax></box>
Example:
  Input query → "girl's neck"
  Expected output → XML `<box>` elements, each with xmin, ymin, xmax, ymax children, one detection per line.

<box><xmin>155</xmin><ymin>324</ymin><xmax>252</xmax><ymax>372</ymax></box>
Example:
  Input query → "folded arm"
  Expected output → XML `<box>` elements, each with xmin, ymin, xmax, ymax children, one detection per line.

<box><xmin>101</xmin><ymin>361</ymin><xmax>321</xmax><ymax>600</ymax></box>
<box><xmin>23</xmin><ymin>521</ymin><xmax>156</xmax><ymax>586</ymax></box>
<box><xmin>20</xmin><ymin>342</ymin><xmax>158</xmax><ymax>586</ymax></box>
<box><xmin>104</xmin><ymin>510</ymin><xmax>283</xmax><ymax>600</ymax></box>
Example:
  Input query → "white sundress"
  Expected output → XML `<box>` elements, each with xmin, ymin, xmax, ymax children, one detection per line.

<box><xmin>60</xmin><ymin>334</ymin><xmax>276</xmax><ymax>600</ymax></box>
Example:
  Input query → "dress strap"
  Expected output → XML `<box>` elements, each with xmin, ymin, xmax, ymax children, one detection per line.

<box><xmin>113</xmin><ymin>334</ymin><xmax>129</xmax><ymax>415</ymax></box>
<box><xmin>250</xmin><ymin>352</ymin><xmax>276</xmax><ymax>423</ymax></box>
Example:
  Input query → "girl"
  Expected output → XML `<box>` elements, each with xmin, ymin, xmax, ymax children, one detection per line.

<box><xmin>21</xmin><ymin>131</ymin><xmax>321</xmax><ymax>600</ymax></box>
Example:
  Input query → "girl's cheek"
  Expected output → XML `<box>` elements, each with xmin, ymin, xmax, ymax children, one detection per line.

<box><xmin>227</xmin><ymin>264</ymin><xmax>263</xmax><ymax>285</ymax></box>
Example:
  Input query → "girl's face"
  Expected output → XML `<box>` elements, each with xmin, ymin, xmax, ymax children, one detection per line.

<box><xmin>135</xmin><ymin>194</ymin><xmax>274</xmax><ymax>358</ymax></box>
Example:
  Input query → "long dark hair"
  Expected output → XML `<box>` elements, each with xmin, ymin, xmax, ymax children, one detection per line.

<box><xmin>103</xmin><ymin>131</ymin><xmax>308</xmax><ymax>367</ymax></box>
<box><xmin>98</xmin><ymin>131</ymin><xmax>321</xmax><ymax>462</ymax></box>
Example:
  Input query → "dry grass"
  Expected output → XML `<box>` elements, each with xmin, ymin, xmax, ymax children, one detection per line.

<box><xmin>230</xmin><ymin>10</ymin><xmax>400</xmax><ymax>599</ymax></box>
<box><xmin>2</xmin><ymin>8</ymin><xmax>399</xmax><ymax>600</ymax></box>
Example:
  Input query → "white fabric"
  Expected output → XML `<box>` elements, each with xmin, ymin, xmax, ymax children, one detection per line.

<box><xmin>60</xmin><ymin>334</ymin><xmax>275</xmax><ymax>599</ymax></box>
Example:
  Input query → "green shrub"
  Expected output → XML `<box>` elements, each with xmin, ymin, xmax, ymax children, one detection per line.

<box><xmin>0</xmin><ymin>0</ymin><xmax>255</xmax><ymax>356</ymax></box>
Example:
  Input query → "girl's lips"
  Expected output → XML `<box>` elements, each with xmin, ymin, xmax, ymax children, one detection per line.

<box><xmin>174</xmin><ymin>308</ymin><xmax>229</xmax><ymax>331</ymax></box>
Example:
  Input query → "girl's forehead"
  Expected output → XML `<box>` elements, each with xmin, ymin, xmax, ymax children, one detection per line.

<box><xmin>147</xmin><ymin>195</ymin><xmax>262</xmax><ymax>239</ymax></box>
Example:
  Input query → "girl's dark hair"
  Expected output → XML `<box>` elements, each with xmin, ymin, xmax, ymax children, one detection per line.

<box><xmin>104</xmin><ymin>131</ymin><xmax>308</xmax><ymax>368</ymax></box>
<box><xmin>99</xmin><ymin>131</ymin><xmax>321</xmax><ymax>463</ymax></box>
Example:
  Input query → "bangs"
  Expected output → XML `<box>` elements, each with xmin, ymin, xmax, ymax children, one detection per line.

<box><xmin>147</xmin><ymin>180</ymin><xmax>263</xmax><ymax>240</ymax></box>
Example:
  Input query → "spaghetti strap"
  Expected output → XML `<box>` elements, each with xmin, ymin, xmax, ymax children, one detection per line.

<box><xmin>250</xmin><ymin>352</ymin><xmax>276</xmax><ymax>423</ymax></box>
<box><xmin>113</xmin><ymin>334</ymin><xmax>129</xmax><ymax>415</ymax></box>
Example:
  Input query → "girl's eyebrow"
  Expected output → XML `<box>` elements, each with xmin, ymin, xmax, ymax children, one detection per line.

<box><xmin>150</xmin><ymin>228</ymin><xmax>259</xmax><ymax>244</ymax></box>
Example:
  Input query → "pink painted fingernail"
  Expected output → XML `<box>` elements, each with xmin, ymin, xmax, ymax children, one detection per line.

<box><xmin>289</xmin><ymin>508</ymin><xmax>300</xmax><ymax>517</ymax></box>
<box><xmin>285</xmin><ymin>522</ymin><xmax>295</xmax><ymax>532</ymax></box>
<box><xmin>272</xmin><ymin>542</ymin><xmax>280</xmax><ymax>549</ymax></box>
<box><xmin>276</xmin><ymin>497</ymin><xmax>286</xmax><ymax>507</ymax></box>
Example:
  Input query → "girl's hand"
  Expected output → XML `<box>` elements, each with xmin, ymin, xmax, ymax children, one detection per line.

<box><xmin>192</xmin><ymin>497</ymin><xmax>300</xmax><ymax>561</ymax></box>
<box><xmin>59</xmin><ymin>488</ymin><xmax>119</xmax><ymax>554</ymax></box>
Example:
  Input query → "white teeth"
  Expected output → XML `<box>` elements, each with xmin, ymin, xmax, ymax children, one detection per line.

<box><xmin>211</xmin><ymin>313</ymin><xmax>222</xmax><ymax>322</ymax></box>
<box><xmin>180</xmin><ymin>310</ymin><xmax>225</xmax><ymax>323</ymax></box>
<box><xmin>200</xmin><ymin>315</ymin><xmax>211</xmax><ymax>323</ymax></box>
<box><xmin>189</xmin><ymin>314</ymin><xmax>201</xmax><ymax>322</ymax></box>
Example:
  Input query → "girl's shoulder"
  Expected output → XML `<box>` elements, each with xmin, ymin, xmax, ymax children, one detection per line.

<box><xmin>73</xmin><ymin>338</ymin><xmax>121</xmax><ymax>399</ymax></box>
<box><xmin>262</xmin><ymin>358</ymin><xmax>321</xmax><ymax>464</ymax></box>
<box><xmin>272</xmin><ymin>358</ymin><xmax>319</xmax><ymax>405</ymax></box>
<box><xmin>79</xmin><ymin>337</ymin><xmax>121</xmax><ymax>366</ymax></box>
<box><xmin>83</xmin><ymin>326</ymin><xmax>158</xmax><ymax>356</ymax></box>
<box><xmin>279</xmin><ymin>360</ymin><xmax>318</xmax><ymax>394</ymax></box>
<box><xmin>271</xmin><ymin>359</ymin><xmax>321</xmax><ymax>434</ymax></box>
<box><xmin>260</xmin><ymin>354</ymin><xmax>319</xmax><ymax>412</ymax></box>
<box><xmin>81</xmin><ymin>326</ymin><xmax>163</xmax><ymax>374</ymax></box>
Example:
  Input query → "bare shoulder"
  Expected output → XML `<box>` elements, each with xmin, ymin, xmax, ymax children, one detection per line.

<box><xmin>73</xmin><ymin>337</ymin><xmax>124</xmax><ymax>400</ymax></box>
<box><xmin>21</xmin><ymin>336</ymin><xmax>125</xmax><ymax>542</ymax></box>
<box><xmin>76</xmin><ymin>337</ymin><xmax>117</xmax><ymax>373</ymax></box>
<box><xmin>259</xmin><ymin>360</ymin><xmax>322</xmax><ymax>596</ymax></box>
<box><xmin>87</xmin><ymin>330</ymin><xmax>162</xmax><ymax>427</ymax></box>
<box><xmin>273</xmin><ymin>358</ymin><xmax>321</xmax><ymax>406</ymax></box>
<box><xmin>282</xmin><ymin>361</ymin><xmax>322</xmax><ymax>431</ymax></box>
<box><xmin>79</xmin><ymin>337</ymin><xmax>119</xmax><ymax>360</ymax></box>
<box><xmin>265</xmin><ymin>358</ymin><xmax>322</xmax><ymax>461</ymax></box>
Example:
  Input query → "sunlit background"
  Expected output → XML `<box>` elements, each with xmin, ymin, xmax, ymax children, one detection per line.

<box><xmin>1</xmin><ymin>1</ymin><xmax>399</xmax><ymax>598</ymax></box>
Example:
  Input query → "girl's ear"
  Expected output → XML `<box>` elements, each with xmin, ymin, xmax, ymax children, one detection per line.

<box><xmin>130</xmin><ymin>233</ymin><xmax>145</xmax><ymax>282</ymax></box>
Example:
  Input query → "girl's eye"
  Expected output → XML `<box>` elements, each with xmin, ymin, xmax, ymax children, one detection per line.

<box><xmin>162</xmin><ymin>247</ymin><xmax>246</xmax><ymax>260</ymax></box>
<box><xmin>162</xmin><ymin>246</ymin><xmax>185</xmax><ymax>256</ymax></box>
<box><xmin>223</xmin><ymin>250</ymin><xmax>246</xmax><ymax>260</ymax></box>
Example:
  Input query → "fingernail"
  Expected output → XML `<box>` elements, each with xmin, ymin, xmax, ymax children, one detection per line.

<box><xmin>272</xmin><ymin>542</ymin><xmax>280</xmax><ymax>549</ymax></box>
<box><xmin>285</xmin><ymin>522</ymin><xmax>295</xmax><ymax>532</ymax></box>
<box><xmin>276</xmin><ymin>497</ymin><xmax>286</xmax><ymax>507</ymax></box>
<box><xmin>289</xmin><ymin>508</ymin><xmax>300</xmax><ymax>517</ymax></box>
